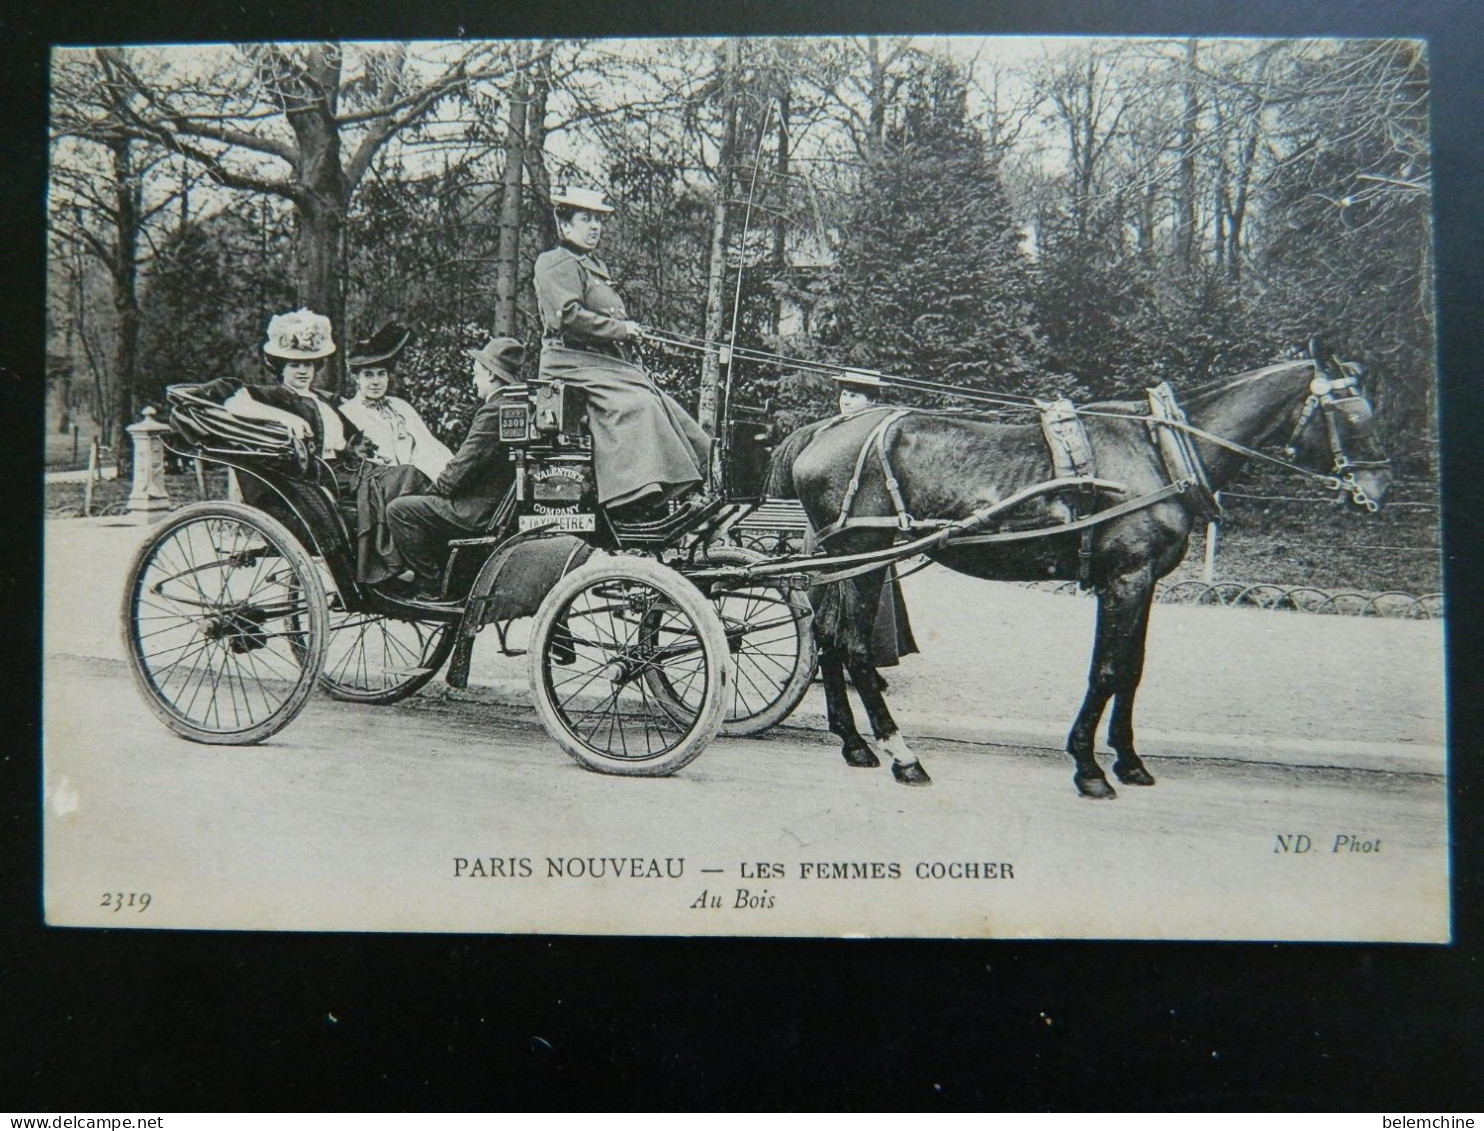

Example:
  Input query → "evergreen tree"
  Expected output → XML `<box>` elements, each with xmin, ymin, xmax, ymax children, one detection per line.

<box><xmin>834</xmin><ymin>60</ymin><xmax>1055</xmax><ymax>399</ymax></box>
<box><xmin>1256</xmin><ymin>39</ymin><xmax>1433</xmax><ymax>471</ymax></box>
<box><xmin>1032</xmin><ymin>203</ymin><xmax>1158</xmax><ymax>398</ymax></box>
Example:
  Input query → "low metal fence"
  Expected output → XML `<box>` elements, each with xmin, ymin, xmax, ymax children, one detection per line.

<box><xmin>1027</xmin><ymin>579</ymin><xmax>1444</xmax><ymax>619</ymax></box>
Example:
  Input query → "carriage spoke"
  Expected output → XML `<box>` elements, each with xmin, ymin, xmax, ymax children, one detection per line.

<box><xmin>125</xmin><ymin>506</ymin><xmax>328</xmax><ymax>743</ymax></box>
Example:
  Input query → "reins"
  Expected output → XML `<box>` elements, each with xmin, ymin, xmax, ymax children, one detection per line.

<box><xmin>645</xmin><ymin>331</ymin><xmax>1382</xmax><ymax>511</ymax></box>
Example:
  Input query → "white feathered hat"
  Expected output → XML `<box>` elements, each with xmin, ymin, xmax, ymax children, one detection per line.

<box><xmin>262</xmin><ymin>308</ymin><xmax>337</xmax><ymax>361</ymax></box>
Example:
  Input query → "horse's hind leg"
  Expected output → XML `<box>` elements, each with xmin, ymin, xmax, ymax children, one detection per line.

<box><xmin>1107</xmin><ymin>589</ymin><xmax>1156</xmax><ymax>788</ymax></box>
<box><xmin>846</xmin><ymin>654</ymin><xmax>930</xmax><ymax>786</ymax></box>
<box><xmin>821</xmin><ymin>644</ymin><xmax>878</xmax><ymax>768</ymax></box>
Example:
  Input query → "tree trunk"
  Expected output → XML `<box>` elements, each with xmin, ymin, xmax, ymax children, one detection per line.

<box><xmin>108</xmin><ymin>134</ymin><xmax>141</xmax><ymax>460</ymax></box>
<box><xmin>697</xmin><ymin>38</ymin><xmax>740</xmax><ymax>438</ymax></box>
<box><xmin>296</xmin><ymin>191</ymin><xmax>348</xmax><ymax>392</ymax></box>
<box><xmin>524</xmin><ymin>48</ymin><xmax>553</xmax><ymax>248</ymax></box>
<box><xmin>1226</xmin><ymin>129</ymin><xmax>1259</xmax><ymax>282</ymax></box>
<box><xmin>492</xmin><ymin>43</ymin><xmax>531</xmax><ymax>337</ymax></box>
<box><xmin>1172</xmin><ymin>39</ymin><xmax>1200</xmax><ymax>274</ymax></box>
<box><xmin>770</xmin><ymin>87</ymin><xmax>790</xmax><ymax>336</ymax></box>
<box><xmin>1137</xmin><ymin>181</ymin><xmax>1156</xmax><ymax>268</ymax></box>
<box><xmin>284</xmin><ymin>45</ymin><xmax>351</xmax><ymax>392</ymax></box>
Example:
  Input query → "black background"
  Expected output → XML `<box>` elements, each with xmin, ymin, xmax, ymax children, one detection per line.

<box><xmin>3</xmin><ymin>0</ymin><xmax>1480</xmax><ymax>1112</ymax></box>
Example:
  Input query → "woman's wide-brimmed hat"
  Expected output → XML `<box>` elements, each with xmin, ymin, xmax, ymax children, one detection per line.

<box><xmin>263</xmin><ymin>308</ymin><xmax>336</xmax><ymax>361</ymax></box>
<box><xmin>465</xmin><ymin>336</ymin><xmax>526</xmax><ymax>384</ymax></box>
<box><xmin>348</xmin><ymin>322</ymin><xmax>415</xmax><ymax>369</ymax></box>
<box><xmin>550</xmin><ymin>185</ymin><xmax>615</xmax><ymax>214</ymax></box>
<box><xmin>832</xmin><ymin>368</ymin><xmax>887</xmax><ymax>392</ymax></box>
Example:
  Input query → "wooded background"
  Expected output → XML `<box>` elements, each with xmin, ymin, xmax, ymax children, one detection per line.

<box><xmin>46</xmin><ymin>36</ymin><xmax>1435</xmax><ymax>475</ymax></box>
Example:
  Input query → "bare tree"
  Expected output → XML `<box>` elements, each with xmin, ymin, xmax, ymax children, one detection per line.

<box><xmin>55</xmin><ymin>41</ymin><xmax>535</xmax><ymax>390</ymax></box>
<box><xmin>48</xmin><ymin>51</ymin><xmax>198</xmax><ymax>449</ymax></box>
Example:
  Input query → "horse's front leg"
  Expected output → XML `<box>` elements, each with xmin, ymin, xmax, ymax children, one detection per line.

<box><xmin>1107</xmin><ymin>586</ymin><xmax>1157</xmax><ymax>788</ymax></box>
<box><xmin>820</xmin><ymin>643</ymin><xmax>878</xmax><ymax>768</ymax></box>
<box><xmin>1067</xmin><ymin>572</ymin><xmax>1155</xmax><ymax>799</ymax></box>
<box><xmin>845</xmin><ymin>654</ymin><xmax>930</xmax><ymax>785</ymax></box>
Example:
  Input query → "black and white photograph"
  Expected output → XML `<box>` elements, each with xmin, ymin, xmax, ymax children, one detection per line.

<box><xmin>40</xmin><ymin>32</ymin><xmax>1448</xmax><ymax>941</ymax></box>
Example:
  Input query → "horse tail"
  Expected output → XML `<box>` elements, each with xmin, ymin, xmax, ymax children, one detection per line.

<box><xmin>764</xmin><ymin>423</ymin><xmax>816</xmax><ymax>498</ymax></box>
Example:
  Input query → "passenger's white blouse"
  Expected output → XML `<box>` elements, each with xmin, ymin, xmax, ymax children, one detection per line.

<box><xmin>339</xmin><ymin>394</ymin><xmax>454</xmax><ymax>480</ymax></box>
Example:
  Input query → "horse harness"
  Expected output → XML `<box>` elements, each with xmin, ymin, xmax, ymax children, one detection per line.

<box><xmin>811</xmin><ymin>402</ymin><xmax>1176</xmax><ymax>586</ymax></box>
<box><xmin>796</xmin><ymin>363</ymin><xmax>1383</xmax><ymax>590</ymax></box>
<box><xmin>1145</xmin><ymin>382</ymin><xmax>1223</xmax><ymax>523</ymax></box>
<box><xmin>804</xmin><ymin>392</ymin><xmax>1229</xmax><ymax>589</ymax></box>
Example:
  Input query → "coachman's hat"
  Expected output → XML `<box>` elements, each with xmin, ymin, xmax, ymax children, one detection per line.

<box><xmin>262</xmin><ymin>308</ymin><xmax>336</xmax><ymax>361</ymax></box>
<box><xmin>550</xmin><ymin>185</ymin><xmax>615</xmax><ymax>214</ymax></box>
<box><xmin>348</xmin><ymin>322</ymin><xmax>415</xmax><ymax>368</ymax></box>
<box><xmin>466</xmin><ymin>336</ymin><xmax>526</xmax><ymax>384</ymax></box>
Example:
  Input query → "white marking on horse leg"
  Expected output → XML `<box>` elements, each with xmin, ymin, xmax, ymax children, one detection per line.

<box><xmin>878</xmin><ymin>731</ymin><xmax>918</xmax><ymax>768</ymax></box>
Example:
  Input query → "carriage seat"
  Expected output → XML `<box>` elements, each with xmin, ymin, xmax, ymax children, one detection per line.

<box><xmin>165</xmin><ymin>383</ymin><xmax>313</xmax><ymax>475</ymax></box>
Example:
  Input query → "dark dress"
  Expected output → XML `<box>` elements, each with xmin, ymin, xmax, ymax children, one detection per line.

<box><xmin>794</xmin><ymin>409</ymin><xmax>919</xmax><ymax>668</ymax></box>
<box><xmin>532</xmin><ymin>243</ymin><xmax>710</xmax><ymax>507</ymax></box>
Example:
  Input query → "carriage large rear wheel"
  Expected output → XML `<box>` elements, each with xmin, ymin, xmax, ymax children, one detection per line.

<box><xmin>528</xmin><ymin>555</ymin><xmax>728</xmax><ymax>776</ymax></box>
<box><xmin>647</xmin><ymin>544</ymin><xmax>816</xmax><ymax>736</ymax></box>
<box><xmin>121</xmin><ymin>501</ymin><xmax>329</xmax><ymax>744</ymax></box>
<box><xmin>317</xmin><ymin>611</ymin><xmax>457</xmax><ymax>704</ymax></box>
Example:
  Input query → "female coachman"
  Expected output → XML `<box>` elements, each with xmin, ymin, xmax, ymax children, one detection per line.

<box><xmin>532</xmin><ymin>185</ymin><xmax>711</xmax><ymax>520</ymax></box>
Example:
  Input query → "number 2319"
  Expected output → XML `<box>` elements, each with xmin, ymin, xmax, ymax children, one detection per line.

<box><xmin>100</xmin><ymin>892</ymin><xmax>151</xmax><ymax>913</ymax></box>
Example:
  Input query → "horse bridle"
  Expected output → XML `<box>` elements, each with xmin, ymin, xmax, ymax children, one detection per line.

<box><xmin>1280</xmin><ymin>364</ymin><xmax>1390</xmax><ymax>513</ymax></box>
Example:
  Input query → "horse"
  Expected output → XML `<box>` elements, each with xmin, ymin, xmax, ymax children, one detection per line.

<box><xmin>766</xmin><ymin>346</ymin><xmax>1392</xmax><ymax>798</ymax></box>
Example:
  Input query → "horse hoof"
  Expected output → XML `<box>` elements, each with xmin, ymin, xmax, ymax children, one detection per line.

<box><xmin>1074</xmin><ymin>772</ymin><xmax>1117</xmax><ymax>800</ymax></box>
<box><xmin>1114</xmin><ymin>762</ymin><xmax>1156</xmax><ymax>786</ymax></box>
<box><xmin>841</xmin><ymin>740</ymin><xmax>879</xmax><ymax>768</ymax></box>
<box><xmin>892</xmin><ymin>760</ymin><xmax>932</xmax><ymax>786</ymax></box>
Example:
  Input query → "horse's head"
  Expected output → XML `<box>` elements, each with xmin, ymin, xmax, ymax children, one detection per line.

<box><xmin>1281</xmin><ymin>342</ymin><xmax>1392</xmax><ymax>513</ymax></box>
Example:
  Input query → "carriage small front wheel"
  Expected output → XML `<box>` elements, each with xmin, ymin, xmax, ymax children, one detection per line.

<box><xmin>651</xmin><ymin>543</ymin><xmax>816</xmax><ymax>737</ymax></box>
<box><xmin>317</xmin><ymin>611</ymin><xmax>457</xmax><ymax>704</ymax></box>
<box><xmin>527</xmin><ymin>554</ymin><xmax>729</xmax><ymax>776</ymax></box>
<box><xmin>120</xmin><ymin>501</ymin><xmax>329</xmax><ymax>745</ymax></box>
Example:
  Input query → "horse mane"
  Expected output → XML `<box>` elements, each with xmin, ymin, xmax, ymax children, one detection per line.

<box><xmin>1182</xmin><ymin>359</ymin><xmax>1313</xmax><ymax>407</ymax></box>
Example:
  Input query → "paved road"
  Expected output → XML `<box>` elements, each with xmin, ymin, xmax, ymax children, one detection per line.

<box><xmin>46</xmin><ymin>518</ymin><xmax>1447</xmax><ymax>772</ymax></box>
<box><xmin>44</xmin><ymin>653</ymin><xmax>1449</xmax><ymax>941</ymax></box>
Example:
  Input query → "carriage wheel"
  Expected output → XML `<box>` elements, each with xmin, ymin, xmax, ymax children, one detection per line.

<box><xmin>528</xmin><ymin>555</ymin><xmax>728</xmax><ymax>776</ymax></box>
<box><xmin>120</xmin><ymin>501</ymin><xmax>329</xmax><ymax>745</ymax></box>
<box><xmin>317</xmin><ymin>612</ymin><xmax>457</xmax><ymax>704</ymax></box>
<box><xmin>645</xmin><ymin>544</ymin><xmax>816</xmax><ymax>736</ymax></box>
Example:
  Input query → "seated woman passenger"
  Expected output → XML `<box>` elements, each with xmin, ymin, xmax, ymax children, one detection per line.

<box><xmin>337</xmin><ymin>322</ymin><xmax>458</xmax><ymax>585</ymax></box>
<box><xmin>339</xmin><ymin>322</ymin><xmax>454</xmax><ymax>481</ymax></box>
<box><xmin>196</xmin><ymin>307</ymin><xmax>362</xmax><ymax>464</ymax></box>
<box><xmin>533</xmin><ymin>185</ymin><xmax>711</xmax><ymax>520</ymax></box>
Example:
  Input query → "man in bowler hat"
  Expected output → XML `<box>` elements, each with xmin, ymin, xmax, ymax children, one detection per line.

<box><xmin>384</xmin><ymin>337</ymin><xmax>525</xmax><ymax>601</ymax></box>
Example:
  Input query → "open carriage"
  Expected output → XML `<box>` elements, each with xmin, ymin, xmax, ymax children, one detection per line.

<box><xmin>121</xmin><ymin>377</ymin><xmax>817</xmax><ymax>776</ymax></box>
<box><xmin>123</xmin><ymin>337</ymin><xmax>1391</xmax><ymax>793</ymax></box>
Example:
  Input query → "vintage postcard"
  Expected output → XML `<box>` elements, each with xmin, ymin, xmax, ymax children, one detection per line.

<box><xmin>41</xmin><ymin>34</ymin><xmax>1448</xmax><ymax>939</ymax></box>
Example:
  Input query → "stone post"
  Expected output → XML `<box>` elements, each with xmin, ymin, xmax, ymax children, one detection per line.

<box><xmin>125</xmin><ymin>407</ymin><xmax>173</xmax><ymax>523</ymax></box>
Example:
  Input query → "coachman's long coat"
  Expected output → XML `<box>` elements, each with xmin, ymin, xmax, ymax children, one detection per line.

<box><xmin>532</xmin><ymin>244</ymin><xmax>710</xmax><ymax>507</ymax></box>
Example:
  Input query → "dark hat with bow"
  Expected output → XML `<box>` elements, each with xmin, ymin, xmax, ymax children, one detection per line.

<box><xmin>347</xmin><ymin>322</ymin><xmax>415</xmax><ymax>368</ymax></box>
